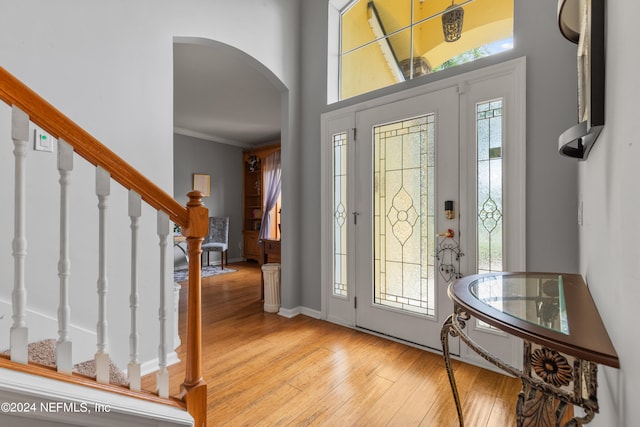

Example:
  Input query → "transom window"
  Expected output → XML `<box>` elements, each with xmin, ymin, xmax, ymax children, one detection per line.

<box><xmin>332</xmin><ymin>0</ymin><xmax>514</xmax><ymax>101</ymax></box>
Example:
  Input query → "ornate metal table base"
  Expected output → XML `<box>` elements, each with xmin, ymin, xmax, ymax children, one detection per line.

<box><xmin>441</xmin><ymin>308</ymin><xmax>600</xmax><ymax>427</ymax></box>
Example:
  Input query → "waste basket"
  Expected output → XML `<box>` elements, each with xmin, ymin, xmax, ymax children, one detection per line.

<box><xmin>261</xmin><ymin>263</ymin><xmax>281</xmax><ymax>313</ymax></box>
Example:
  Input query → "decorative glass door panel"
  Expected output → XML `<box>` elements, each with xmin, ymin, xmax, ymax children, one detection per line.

<box><xmin>333</xmin><ymin>132</ymin><xmax>348</xmax><ymax>297</ymax></box>
<box><xmin>477</xmin><ymin>99</ymin><xmax>504</xmax><ymax>274</ymax></box>
<box><xmin>373</xmin><ymin>115</ymin><xmax>436</xmax><ymax>316</ymax></box>
<box><xmin>355</xmin><ymin>87</ymin><xmax>459</xmax><ymax>350</ymax></box>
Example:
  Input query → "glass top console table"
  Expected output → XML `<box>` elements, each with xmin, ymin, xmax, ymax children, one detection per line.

<box><xmin>440</xmin><ymin>272</ymin><xmax>619</xmax><ymax>427</ymax></box>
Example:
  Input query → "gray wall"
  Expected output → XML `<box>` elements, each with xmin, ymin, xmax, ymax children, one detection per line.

<box><xmin>577</xmin><ymin>0</ymin><xmax>640</xmax><ymax>424</ymax></box>
<box><xmin>298</xmin><ymin>0</ymin><xmax>580</xmax><ymax>310</ymax></box>
<box><xmin>173</xmin><ymin>133</ymin><xmax>243</xmax><ymax>264</ymax></box>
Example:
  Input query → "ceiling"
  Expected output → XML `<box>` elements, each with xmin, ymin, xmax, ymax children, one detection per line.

<box><xmin>173</xmin><ymin>42</ymin><xmax>282</xmax><ymax>148</ymax></box>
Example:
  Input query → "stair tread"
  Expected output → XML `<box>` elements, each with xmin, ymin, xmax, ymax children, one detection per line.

<box><xmin>2</xmin><ymin>339</ymin><xmax>128</xmax><ymax>386</ymax></box>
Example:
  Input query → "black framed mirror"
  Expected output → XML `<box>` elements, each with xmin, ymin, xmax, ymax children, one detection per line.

<box><xmin>557</xmin><ymin>0</ymin><xmax>605</xmax><ymax>160</ymax></box>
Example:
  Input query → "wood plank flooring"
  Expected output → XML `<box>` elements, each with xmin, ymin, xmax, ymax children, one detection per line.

<box><xmin>142</xmin><ymin>262</ymin><xmax>522</xmax><ymax>426</ymax></box>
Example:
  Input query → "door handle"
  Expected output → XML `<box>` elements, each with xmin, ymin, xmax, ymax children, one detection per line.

<box><xmin>352</xmin><ymin>211</ymin><xmax>360</xmax><ymax>224</ymax></box>
<box><xmin>438</xmin><ymin>228</ymin><xmax>455</xmax><ymax>238</ymax></box>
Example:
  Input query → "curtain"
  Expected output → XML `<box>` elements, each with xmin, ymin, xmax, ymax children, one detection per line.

<box><xmin>259</xmin><ymin>150</ymin><xmax>281</xmax><ymax>240</ymax></box>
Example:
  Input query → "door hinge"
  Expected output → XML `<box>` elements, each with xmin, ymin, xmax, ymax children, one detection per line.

<box><xmin>354</xmin><ymin>296</ymin><xmax>357</xmax><ymax>309</ymax></box>
<box><xmin>351</xmin><ymin>127</ymin><xmax>356</xmax><ymax>141</ymax></box>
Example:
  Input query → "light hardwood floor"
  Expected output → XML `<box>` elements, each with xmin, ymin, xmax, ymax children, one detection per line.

<box><xmin>143</xmin><ymin>262</ymin><xmax>522</xmax><ymax>426</ymax></box>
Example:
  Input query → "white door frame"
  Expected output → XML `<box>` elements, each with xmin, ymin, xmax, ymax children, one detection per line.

<box><xmin>321</xmin><ymin>57</ymin><xmax>526</xmax><ymax>368</ymax></box>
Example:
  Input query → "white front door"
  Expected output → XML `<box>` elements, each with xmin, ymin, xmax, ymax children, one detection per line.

<box><xmin>354</xmin><ymin>87</ymin><xmax>460</xmax><ymax>350</ymax></box>
<box><xmin>322</xmin><ymin>58</ymin><xmax>526</xmax><ymax>368</ymax></box>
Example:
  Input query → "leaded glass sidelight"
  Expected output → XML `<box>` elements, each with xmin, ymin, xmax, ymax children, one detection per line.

<box><xmin>373</xmin><ymin>115</ymin><xmax>435</xmax><ymax>316</ymax></box>
<box><xmin>477</xmin><ymin>99</ymin><xmax>504</xmax><ymax>271</ymax></box>
<box><xmin>333</xmin><ymin>132</ymin><xmax>349</xmax><ymax>297</ymax></box>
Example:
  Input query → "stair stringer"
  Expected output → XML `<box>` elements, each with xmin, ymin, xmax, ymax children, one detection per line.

<box><xmin>0</xmin><ymin>367</ymin><xmax>193</xmax><ymax>426</ymax></box>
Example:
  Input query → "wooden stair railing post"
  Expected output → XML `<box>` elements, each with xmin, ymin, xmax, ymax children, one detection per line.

<box><xmin>10</xmin><ymin>106</ymin><xmax>29</xmax><ymax>364</ymax></box>
<box><xmin>180</xmin><ymin>191</ymin><xmax>208</xmax><ymax>427</ymax></box>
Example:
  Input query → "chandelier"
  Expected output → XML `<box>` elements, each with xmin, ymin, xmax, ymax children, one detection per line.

<box><xmin>442</xmin><ymin>2</ymin><xmax>464</xmax><ymax>42</ymax></box>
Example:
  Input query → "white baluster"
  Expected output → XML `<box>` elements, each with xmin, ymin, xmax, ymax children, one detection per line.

<box><xmin>57</xmin><ymin>140</ymin><xmax>73</xmax><ymax>374</ymax></box>
<box><xmin>156</xmin><ymin>211</ymin><xmax>170</xmax><ymax>398</ymax></box>
<box><xmin>173</xmin><ymin>281</ymin><xmax>181</xmax><ymax>349</ymax></box>
<box><xmin>95</xmin><ymin>166</ymin><xmax>110</xmax><ymax>384</ymax></box>
<box><xmin>10</xmin><ymin>106</ymin><xmax>29</xmax><ymax>364</ymax></box>
<box><xmin>128</xmin><ymin>190</ymin><xmax>142</xmax><ymax>391</ymax></box>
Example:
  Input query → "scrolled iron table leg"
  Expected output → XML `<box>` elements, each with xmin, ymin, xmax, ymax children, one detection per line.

<box><xmin>442</xmin><ymin>312</ymin><xmax>601</xmax><ymax>427</ymax></box>
<box><xmin>441</xmin><ymin>313</ymin><xmax>464</xmax><ymax>427</ymax></box>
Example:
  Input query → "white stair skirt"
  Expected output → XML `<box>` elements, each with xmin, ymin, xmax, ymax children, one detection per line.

<box><xmin>0</xmin><ymin>367</ymin><xmax>193</xmax><ymax>427</ymax></box>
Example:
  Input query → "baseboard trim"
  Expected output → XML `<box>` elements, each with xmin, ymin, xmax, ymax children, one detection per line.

<box><xmin>277</xmin><ymin>306</ymin><xmax>321</xmax><ymax>319</ymax></box>
<box><xmin>277</xmin><ymin>306</ymin><xmax>300</xmax><ymax>318</ymax></box>
<box><xmin>200</xmin><ymin>257</ymin><xmax>245</xmax><ymax>266</ymax></box>
<box><xmin>300</xmin><ymin>307</ymin><xmax>322</xmax><ymax>319</ymax></box>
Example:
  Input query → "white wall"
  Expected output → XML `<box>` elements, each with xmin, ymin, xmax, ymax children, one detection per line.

<box><xmin>0</xmin><ymin>0</ymin><xmax>300</xmax><ymax>369</ymax></box>
<box><xmin>579</xmin><ymin>0</ymin><xmax>640</xmax><ymax>425</ymax></box>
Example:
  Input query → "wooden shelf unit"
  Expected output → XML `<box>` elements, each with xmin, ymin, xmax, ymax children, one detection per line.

<box><xmin>242</xmin><ymin>144</ymin><xmax>280</xmax><ymax>262</ymax></box>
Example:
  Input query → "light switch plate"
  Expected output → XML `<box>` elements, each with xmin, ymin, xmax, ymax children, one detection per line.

<box><xmin>34</xmin><ymin>129</ymin><xmax>54</xmax><ymax>152</ymax></box>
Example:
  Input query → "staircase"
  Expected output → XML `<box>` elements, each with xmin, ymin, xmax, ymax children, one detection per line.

<box><xmin>0</xmin><ymin>67</ymin><xmax>208</xmax><ymax>426</ymax></box>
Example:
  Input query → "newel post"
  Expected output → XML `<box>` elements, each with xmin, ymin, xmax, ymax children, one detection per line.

<box><xmin>180</xmin><ymin>191</ymin><xmax>208</xmax><ymax>427</ymax></box>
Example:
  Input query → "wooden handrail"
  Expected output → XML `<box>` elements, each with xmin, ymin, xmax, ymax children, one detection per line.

<box><xmin>0</xmin><ymin>67</ymin><xmax>188</xmax><ymax>227</ymax></box>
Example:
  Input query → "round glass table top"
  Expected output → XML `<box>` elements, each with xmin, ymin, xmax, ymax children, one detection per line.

<box><xmin>448</xmin><ymin>272</ymin><xmax>619</xmax><ymax>368</ymax></box>
<box><xmin>469</xmin><ymin>273</ymin><xmax>569</xmax><ymax>335</ymax></box>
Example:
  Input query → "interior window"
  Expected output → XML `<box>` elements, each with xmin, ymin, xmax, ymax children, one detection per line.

<box><xmin>336</xmin><ymin>0</ymin><xmax>514</xmax><ymax>100</ymax></box>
